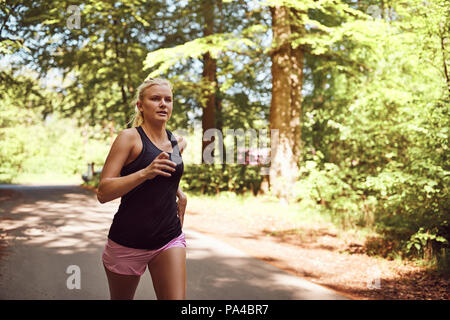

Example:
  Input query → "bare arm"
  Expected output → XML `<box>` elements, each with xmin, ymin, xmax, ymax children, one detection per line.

<box><xmin>175</xmin><ymin>134</ymin><xmax>187</xmax><ymax>204</ymax></box>
<box><xmin>97</xmin><ymin>130</ymin><xmax>176</xmax><ymax>204</ymax></box>
<box><xmin>97</xmin><ymin>130</ymin><xmax>146</xmax><ymax>203</ymax></box>
<box><xmin>176</xmin><ymin>186</ymin><xmax>187</xmax><ymax>227</ymax></box>
<box><xmin>97</xmin><ymin>170</ymin><xmax>149</xmax><ymax>204</ymax></box>
<box><xmin>175</xmin><ymin>134</ymin><xmax>187</xmax><ymax>226</ymax></box>
<box><xmin>176</xmin><ymin>187</ymin><xmax>187</xmax><ymax>203</ymax></box>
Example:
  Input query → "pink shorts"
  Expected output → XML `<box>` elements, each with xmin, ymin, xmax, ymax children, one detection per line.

<box><xmin>102</xmin><ymin>233</ymin><xmax>186</xmax><ymax>276</ymax></box>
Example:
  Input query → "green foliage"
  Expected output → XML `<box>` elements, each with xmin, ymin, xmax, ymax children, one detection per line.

<box><xmin>180</xmin><ymin>164</ymin><xmax>263</xmax><ymax>196</ymax></box>
<box><xmin>297</xmin><ymin>0</ymin><xmax>450</xmax><ymax>271</ymax></box>
<box><xmin>0</xmin><ymin>128</ymin><xmax>27</xmax><ymax>182</ymax></box>
<box><xmin>144</xmin><ymin>33</ymin><xmax>260</xmax><ymax>78</ymax></box>
<box><xmin>0</xmin><ymin>72</ymin><xmax>111</xmax><ymax>183</ymax></box>
<box><xmin>294</xmin><ymin>154</ymin><xmax>378</xmax><ymax>230</ymax></box>
<box><xmin>0</xmin><ymin>113</ymin><xmax>108</xmax><ymax>183</ymax></box>
<box><xmin>406</xmin><ymin>228</ymin><xmax>448</xmax><ymax>257</ymax></box>
<box><xmin>0</xmin><ymin>120</ymin><xmax>81</xmax><ymax>182</ymax></box>
<box><xmin>0</xmin><ymin>70</ymin><xmax>57</xmax><ymax>182</ymax></box>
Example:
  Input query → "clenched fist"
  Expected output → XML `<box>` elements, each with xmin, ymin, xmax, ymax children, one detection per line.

<box><xmin>143</xmin><ymin>152</ymin><xmax>177</xmax><ymax>180</ymax></box>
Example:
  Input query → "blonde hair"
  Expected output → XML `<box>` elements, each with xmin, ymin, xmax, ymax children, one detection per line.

<box><xmin>127</xmin><ymin>78</ymin><xmax>173</xmax><ymax>127</ymax></box>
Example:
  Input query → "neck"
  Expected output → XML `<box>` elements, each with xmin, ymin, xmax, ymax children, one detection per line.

<box><xmin>141</xmin><ymin>122</ymin><xmax>166</xmax><ymax>141</ymax></box>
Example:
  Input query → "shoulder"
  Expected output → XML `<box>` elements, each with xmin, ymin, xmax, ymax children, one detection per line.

<box><xmin>119</xmin><ymin>127</ymin><xmax>140</xmax><ymax>141</ymax></box>
<box><xmin>99</xmin><ymin>127</ymin><xmax>141</xmax><ymax>183</ymax></box>
<box><xmin>122</xmin><ymin>126</ymin><xmax>139</xmax><ymax>135</ymax></box>
<box><xmin>111</xmin><ymin>127</ymin><xmax>140</xmax><ymax>152</ymax></box>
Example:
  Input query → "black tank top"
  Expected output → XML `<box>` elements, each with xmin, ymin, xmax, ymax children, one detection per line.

<box><xmin>107</xmin><ymin>126</ymin><xmax>184</xmax><ymax>249</ymax></box>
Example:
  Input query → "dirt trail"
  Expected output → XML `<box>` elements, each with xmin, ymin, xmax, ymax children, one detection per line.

<box><xmin>183</xmin><ymin>197</ymin><xmax>449</xmax><ymax>300</ymax></box>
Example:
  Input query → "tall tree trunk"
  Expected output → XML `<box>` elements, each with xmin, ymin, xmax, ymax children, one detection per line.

<box><xmin>217</xmin><ymin>0</ymin><xmax>225</xmax><ymax>169</ymax></box>
<box><xmin>201</xmin><ymin>0</ymin><xmax>217</xmax><ymax>163</ymax></box>
<box><xmin>269</xmin><ymin>5</ymin><xmax>303</xmax><ymax>203</ymax></box>
<box><xmin>290</xmin><ymin>9</ymin><xmax>305</xmax><ymax>163</ymax></box>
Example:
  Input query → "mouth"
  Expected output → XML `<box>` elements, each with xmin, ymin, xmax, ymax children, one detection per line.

<box><xmin>157</xmin><ymin>111</ymin><xmax>168</xmax><ymax>116</ymax></box>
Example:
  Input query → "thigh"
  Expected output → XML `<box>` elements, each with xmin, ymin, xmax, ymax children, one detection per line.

<box><xmin>104</xmin><ymin>264</ymin><xmax>141</xmax><ymax>300</ymax></box>
<box><xmin>148</xmin><ymin>247</ymin><xmax>186</xmax><ymax>300</ymax></box>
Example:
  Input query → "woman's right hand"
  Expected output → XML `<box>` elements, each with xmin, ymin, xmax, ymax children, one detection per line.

<box><xmin>143</xmin><ymin>152</ymin><xmax>177</xmax><ymax>180</ymax></box>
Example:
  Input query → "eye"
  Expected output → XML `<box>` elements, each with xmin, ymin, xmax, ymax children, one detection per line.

<box><xmin>165</xmin><ymin>97</ymin><xmax>172</xmax><ymax>102</ymax></box>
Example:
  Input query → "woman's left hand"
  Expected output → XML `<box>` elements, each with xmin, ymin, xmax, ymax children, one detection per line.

<box><xmin>176</xmin><ymin>188</ymin><xmax>187</xmax><ymax>227</ymax></box>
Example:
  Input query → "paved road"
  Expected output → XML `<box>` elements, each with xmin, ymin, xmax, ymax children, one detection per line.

<box><xmin>0</xmin><ymin>184</ymin><xmax>348</xmax><ymax>300</ymax></box>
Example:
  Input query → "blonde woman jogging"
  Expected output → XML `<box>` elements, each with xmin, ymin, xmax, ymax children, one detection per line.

<box><xmin>97</xmin><ymin>78</ymin><xmax>188</xmax><ymax>300</ymax></box>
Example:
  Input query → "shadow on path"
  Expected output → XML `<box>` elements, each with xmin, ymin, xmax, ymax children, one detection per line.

<box><xmin>0</xmin><ymin>184</ymin><xmax>346</xmax><ymax>299</ymax></box>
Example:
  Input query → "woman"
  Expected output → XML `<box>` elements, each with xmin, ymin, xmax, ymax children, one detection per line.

<box><xmin>97</xmin><ymin>78</ymin><xmax>188</xmax><ymax>300</ymax></box>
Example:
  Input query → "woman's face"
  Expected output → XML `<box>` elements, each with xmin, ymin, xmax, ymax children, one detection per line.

<box><xmin>138</xmin><ymin>84</ymin><xmax>173</xmax><ymax>123</ymax></box>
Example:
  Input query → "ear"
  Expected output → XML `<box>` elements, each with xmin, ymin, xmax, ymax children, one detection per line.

<box><xmin>136</xmin><ymin>101</ymin><xmax>143</xmax><ymax>113</ymax></box>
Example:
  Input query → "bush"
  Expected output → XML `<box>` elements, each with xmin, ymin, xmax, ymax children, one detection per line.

<box><xmin>293</xmin><ymin>156</ymin><xmax>377</xmax><ymax>230</ymax></box>
<box><xmin>181</xmin><ymin>164</ymin><xmax>264</xmax><ymax>196</ymax></box>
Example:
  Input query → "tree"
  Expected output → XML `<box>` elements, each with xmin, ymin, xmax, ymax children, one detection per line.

<box><xmin>201</xmin><ymin>0</ymin><xmax>219</xmax><ymax>163</ymax></box>
<box><xmin>2</xmin><ymin>0</ymin><xmax>204</xmax><ymax>131</ymax></box>
<box><xmin>268</xmin><ymin>4</ymin><xmax>305</xmax><ymax>202</ymax></box>
<box><xmin>144</xmin><ymin>0</ymin><xmax>269</xmax><ymax>165</ymax></box>
<box><xmin>142</xmin><ymin>0</ymin><xmax>366</xmax><ymax>201</ymax></box>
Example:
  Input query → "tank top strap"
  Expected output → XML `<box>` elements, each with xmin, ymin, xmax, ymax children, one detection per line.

<box><xmin>166</xmin><ymin>129</ymin><xmax>178</xmax><ymax>148</ymax></box>
<box><xmin>136</xmin><ymin>125</ymin><xmax>145</xmax><ymax>139</ymax></box>
<box><xmin>135</xmin><ymin>126</ymin><xmax>149</xmax><ymax>150</ymax></box>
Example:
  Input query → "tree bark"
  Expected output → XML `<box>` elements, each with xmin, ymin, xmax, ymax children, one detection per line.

<box><xmin>290</xmin><ymin>8</ymin><xmax>304</xmax><ymax>164</ymax></box>
<box><xmin>201</xmin><ymin>0</ymin><xmax>218</xmax><ymax>163</ymax></box>
<box><xmin>217</xmin><ymin>0</ymin><xmax>226</xmax><ymax>169</ymax></box>
<box><xmin>269</xmin><ymin>5</ymin><xmax>301</xmax><ymax>203</ymax></box>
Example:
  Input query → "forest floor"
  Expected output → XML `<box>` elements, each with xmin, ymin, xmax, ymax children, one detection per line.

<box><xmin>184</xmin><ymin>195</ymin><xmax>449</xmax><ymax>300</ymax></box>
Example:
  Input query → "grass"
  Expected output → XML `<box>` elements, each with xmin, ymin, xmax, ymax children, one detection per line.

<box><xmin>187</xmin><ymin>191</ymin><xmax>342</xmax><ymax>232</ymax></box>
<box><xmin>186</xmin><ymin>191</ymin><xmax>393</xmax><ymax>256</ymax></box>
